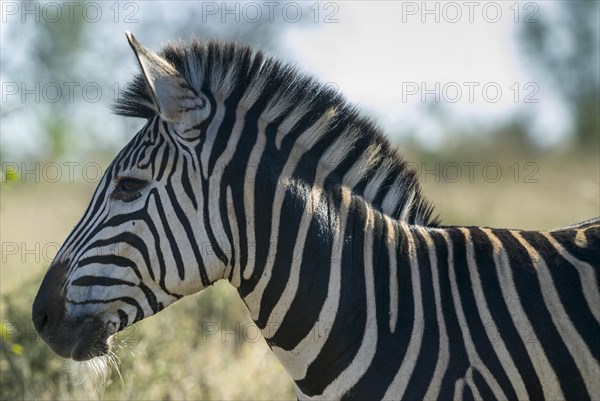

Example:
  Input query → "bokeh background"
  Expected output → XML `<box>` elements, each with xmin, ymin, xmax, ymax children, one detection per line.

<box><xmin>1</xmin><ymin>1</ymin><xmax>598</xmax><ymax>400</ymax></box>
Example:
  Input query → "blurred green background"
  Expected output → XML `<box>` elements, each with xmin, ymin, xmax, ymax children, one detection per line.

<box><xmin>1</xmin><ymin>1</ymin><xmax>598</xmax><ymax>400</ymax></box>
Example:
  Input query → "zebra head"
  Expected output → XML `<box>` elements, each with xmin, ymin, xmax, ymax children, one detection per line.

<box><xmin>32</xmin><ymin>33</ymin><xmax>226</xmax><ymax>361</ymax></box>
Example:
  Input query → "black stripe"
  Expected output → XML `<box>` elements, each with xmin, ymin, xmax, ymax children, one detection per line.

<box><xmin>66</xmin><ymin>296</ymin><xmax>144</xmax><ymax>323</ymax></box>
<box><xmin>117</xmin><ymin>309</ymin><xmax>128</xmax><ymax>331</ymax></box>
<box><xmin>469</xmin><ymin>227</ymin><xmax>543</xmax><ymax>400</ymax></box>
<box><xmin>345</xmin><ymin>212</ymin><xmax>393</xmax><ymax>398</ymax></box>
<box><xmin>255</xmin><ymin>183</ymin><xmax>305</xmax><ymax>329</ymax></box>
<box><xmin>400</xmin><ymin>229</ymin><xmax>440</xmax><ymax>401</ymax></box>
<box><xmin>492</xmin><ymin>229</ymin><xmax>589</xmax><ymax>400</ymax></box>
<box><xmin>428</xmin><ymin>230</ymin><xmax>471</xmax><ymax>400</ymax></box>
<box><xmin>268</xmin><ymin>190</ymin><xmax>337</xmax><ymax>350</ymax></box>
<box><xmin>154</xmin><ymin>123</ymin><xmax>171</xmax><ymax>181</ymax></box>
<box><xmin>372</xmin><ymin>167</ymin><xmax>398</xmax><ymax>209</ymax></box>
<box><xmin>165</xmin><ymin>168</ymin><xmax>210</xmax><ymax>286</ymax></box>
<box><xmin>520</xmin><ymin>230</ymin><xmax>600</xmax><ymax>363</ymax></box>
<box><xmin>550</xmin><ymin>228</ymin><xmax>600</xmax><ymax>270</ymax></box>
<box><xmin>180</xmin><ymin>156</ymin><xmax>198</xmax><ymax>210</ymax></box>
<box><xmin>77</xmin><ymin>252</ymin><xmax>144</xmax><ymax>281</ymax></box>
<box><xmin>463</xmin><ymin>383</ymin><xmax>475</xmax><ymax>401</ymax></box>
<box><xmin>138</xmin><ymin>282</ymin><xmax>159</xmax><ymax>314</ymax></box>
<box><xmin>207</xmin><ymin>85</ymin><xmax>244</xmax><ymax>175</ymax></box>
<box><xmin>72</xmin><ymin>276</ymin><xmax>136</xmax><ymax>287</ymax></box>
<box><xmin>139</xmin><ymin>120</ymin><xmax>164</xmax><ymax>176</ymax></box>
<box><xmin>472</xmin><ymin>367</ymin><xmax>497</xmax><ymax>401</ymax></box>
<box><xmin>447</xmin><ymin>227</ymin><xmax>516</xmax><ymax>401</ymax></box>
<box><xmin>233</xmin><ymin>115</ymin><xmax>288</xmax><ymax>293</ymax></box>
<box><xmin>296</xmin><ymin>197</ymin><xmax>367</xmax><ymax>396</ymax></box>
<box><xmin>150</xmin><ymin>189</ymin><xmax>187</xmax><ymax>282</ymax></box>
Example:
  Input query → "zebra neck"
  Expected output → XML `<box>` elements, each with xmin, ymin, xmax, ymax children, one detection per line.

<box><xmin>228</xmin><ymin>184</ymin><xmax>396</xmax><ymax>393</ymax></box>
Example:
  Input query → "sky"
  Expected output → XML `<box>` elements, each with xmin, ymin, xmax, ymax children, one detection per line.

<box><xmin>283</xmin><ymin>1</ymin><xmax>569</xmax><ymax>148</ymax></box>
<box><xmin>0</xmin><ymin>1</ymin><xmax>576</xmax><ymax>158</ymax></box>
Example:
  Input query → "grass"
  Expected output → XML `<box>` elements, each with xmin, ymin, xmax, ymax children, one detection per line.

<box><xmin>1</xmin><ymin>147</ymin><xmax>598</xmax><ymax>400</ymax></box>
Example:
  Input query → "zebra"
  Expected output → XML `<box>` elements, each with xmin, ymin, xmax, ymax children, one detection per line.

<box><xmin>32</xmin><ymin>32</ymin><xmax>599</xmax><ymax>400</ymax></box>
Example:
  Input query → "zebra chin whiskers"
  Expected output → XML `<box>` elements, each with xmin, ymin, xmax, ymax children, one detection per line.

<box><xmin>67</xmin><ymin>358</ymin><xmax>110</xmax><ymax>399</ymax></box>
<box><xmin>67</xmin><ymin>353</ymin><xmax>114</xmax><ymax>397</ymax></box>
<box><xmin>66</xmin><ymin>336</ymin><xmax>127</xmax><ymax>397</ymax></box>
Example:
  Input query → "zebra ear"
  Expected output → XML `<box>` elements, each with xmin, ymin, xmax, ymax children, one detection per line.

<box><xmin>125</xmin><ymin>32</ymin><xmax>204</xmax><ymax>122</ymax></box>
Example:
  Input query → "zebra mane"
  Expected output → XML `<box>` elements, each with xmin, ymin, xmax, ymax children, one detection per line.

<box><xmin>114</xmin><ymin>38</ymin><xmax>438</xmax><ymax>226</ymax></box>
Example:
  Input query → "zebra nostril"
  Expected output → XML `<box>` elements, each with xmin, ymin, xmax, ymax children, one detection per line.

<box><xmin>32</xmin><ymin>306</ymin><xmax>50</xmax><ymax>335</ymax></box>
<box><xmin>39</xmin><ymin>314</ymin><xmax>49</xmax><ymax>332</ymax></box>
<box><xmin>32</xmin><ymin>260</ymin><xmax>69</xmax><ymax>337</ymax></box>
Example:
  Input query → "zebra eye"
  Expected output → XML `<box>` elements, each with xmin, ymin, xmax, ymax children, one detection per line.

<box><xmin>113</xmin><ymin>177</ymin><xmax>148</xmax><ymax>202</ymax></box>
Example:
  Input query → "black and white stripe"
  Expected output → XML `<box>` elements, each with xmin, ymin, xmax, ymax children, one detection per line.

<box><xmin>39</xmin><ymin>34</ymin><xmax>599</xmax><ymax>400</ymax></box>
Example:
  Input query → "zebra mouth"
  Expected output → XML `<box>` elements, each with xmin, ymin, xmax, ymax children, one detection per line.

<box><xmin>34</xmin><ymin>315</ymin><xmax>113</xmax><ymax>361</ymax></box>
<box><xmin>70</xmin><ymin>318</ymin><xmax>112</xmax><ymax>361</ymax></box>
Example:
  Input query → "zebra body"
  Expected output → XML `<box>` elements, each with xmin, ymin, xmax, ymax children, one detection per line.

<box><xmin>257</xmin><ymin>205</ymin><xmax>600</xmax><ymax>399</ymax></box>
<box><xmin>32</xmin><ymin>33</ymin><xmax>600</xmax><ymax>400</ymax></box>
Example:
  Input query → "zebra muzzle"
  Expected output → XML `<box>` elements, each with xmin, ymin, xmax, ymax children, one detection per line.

<box><xmin>33</xmin><ymin>311</ymin><xmax>110</xmax><ymax>361</ymax></box>
<box><xmin>32</xmin><ymin>260</ymin><xmax>111</xmax><ymax>361</ymax></box>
